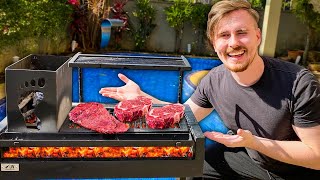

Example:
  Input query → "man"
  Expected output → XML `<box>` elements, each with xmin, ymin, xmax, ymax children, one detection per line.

<box><xmin>100</xmin><ymin>0</ymin><xmax>320</xmax><ymax>179</ymax></box>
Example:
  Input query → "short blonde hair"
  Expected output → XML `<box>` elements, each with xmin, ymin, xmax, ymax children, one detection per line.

<box><xmin>207</xmin><ymin>0</ymin><xmax>259</xmax><ymax>45</ymax></box>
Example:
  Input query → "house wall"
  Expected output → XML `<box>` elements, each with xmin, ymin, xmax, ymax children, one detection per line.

<box><xmin>275</xmin><ymin>11</ymin><xmax>312</xmax><ymax>57</ymax></box>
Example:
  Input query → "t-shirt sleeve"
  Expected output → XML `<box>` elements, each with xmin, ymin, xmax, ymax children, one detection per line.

<box><xmin>190</xmin><ymin>73</ymin><xmax>213</xmax><ymax>108</ymax></box>
<box><xmin>293</xmin><ymin>69</ymin><xmax>320</xmax><ymax>127</ymax></box>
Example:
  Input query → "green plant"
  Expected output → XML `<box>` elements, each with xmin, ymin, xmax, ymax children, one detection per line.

<box><xmin>165</xmin><ymin>0</ymin><xmax>192</xmax><ymax>53</ymax></box>
<box><xmin>111</xmin><ymin>0</ymin><xmax>130</xmax><ymax>49</ymax></box>
<box><xmin>248</xmin><ymin>0</ymin><xmax>266</xmax><ymax>9</ymax></box>
<box><xmin>189</xmin><ymin>3</ymin><xmax>211</xmax><ymax>54</ymax></box>
<box><xmin>248</xmin><ymin>0</ymin><xmax>292</xmax><ymax>10</ymax></box>
<box><xmin>282</xmin><ymin>0</ymin><xmax>291</xmax><ymax>10</ymax></box>
<box><xmin>0</xmin><ymin>0</ymin><xmax>73</xmax><ymax>55</ymax></box>
<box><xmin>68</xmin><ymin>0</ymin><xmax>88</xmax><ymax>50</ymax></box>
<box><xmin>132</xmin><ymin>0</ymin><xmax>156</xmax><ymax>51</ymax></box>
<box><xmin>292</xmin><ymin>0</ymin><xmax>320</xmax><ymax>65</ymax></box>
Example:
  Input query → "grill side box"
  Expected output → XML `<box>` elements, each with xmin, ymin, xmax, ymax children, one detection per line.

<box><xmin>5</xmin><ymin>54</ymin><xmax>72</xmax><ymax>133</ymax></box>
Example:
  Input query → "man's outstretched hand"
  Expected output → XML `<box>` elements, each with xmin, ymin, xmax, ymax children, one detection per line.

<box><xmin>204</xmin><ymin>129</ymin><xmax>255</xmax><ymax>148</ymax></box>
<box><xmin>99</xmin><ymin>73</ymin><xmax>142</xmax><ymax>101</ymax></box>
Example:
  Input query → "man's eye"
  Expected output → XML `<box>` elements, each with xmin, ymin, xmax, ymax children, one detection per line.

<box><xmin>220</xmin><ymin>34</ymin><xmax>229</xmax><ymax>37</ymax></box>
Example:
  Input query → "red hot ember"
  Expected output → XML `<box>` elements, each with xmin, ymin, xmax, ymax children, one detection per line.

<box><xmin>3</xmin><ymin>147</ymin><xmax>193</xmax><ymax>158</ymax></box>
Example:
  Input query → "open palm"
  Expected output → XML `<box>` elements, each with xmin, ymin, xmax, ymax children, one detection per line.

<box><xmin>99</xmin><ymin>73</ymin><xmax>142</xmax><ymax>101</ymax></box>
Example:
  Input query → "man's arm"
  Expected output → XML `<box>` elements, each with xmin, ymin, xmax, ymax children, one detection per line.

<box><xmin>204</xmin><ymin>125</ymin><xmax>320</xmax><ymax>170</ymax></box>
<box><xmin>100</xmin><ymin>73</ymin><xmax>213</xmax><ymax>121</ymax></box>
<box><xmin>252</xmin><ymin>125</ymin><xmax>320</xmax><ymax>170</ymax></box>
<box><xmin>99</xmin><ymin>73</ymin><xmax>168</xmax><ymax>104</ymax></box>
<box><xmin>185</xmin><ymin>99</ymin><xmax>213</xmax><ymax>122</ymax></box>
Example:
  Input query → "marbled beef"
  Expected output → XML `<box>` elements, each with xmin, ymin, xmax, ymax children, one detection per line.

<box><xmin>146</xmin><ymin>104</ymin><xmax>185</xmax><ymax>129</ymax></box>
<box><xmin>69</xmin><ymin>102</ymin><xmax>129</xmax><ymax>133</ymax></box>
<box><xmin>114</xmin><ymin>96</ymin><xmax>152</xmax><ymax>122</ymax></box>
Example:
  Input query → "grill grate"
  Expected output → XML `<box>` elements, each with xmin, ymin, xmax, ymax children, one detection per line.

<box><xmin>68</xmin><ymin>53</ymin><xmax>191</xmax><ymax>70</ymax></box>
<box><xmin>59</xmin><ymin>107</ymin><xmax>189</xmax><ymax>134</ymax></box>
<box><xmin>0</xmin><ymin>105</ymin><xmax>199</xmax><ymax>147</ymax></box>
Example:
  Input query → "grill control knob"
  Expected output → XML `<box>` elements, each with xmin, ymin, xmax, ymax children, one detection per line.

<box><xmin>175</xmin><ymin>142</ymin><xmax>182</xmax><ymax>147</ymax></box>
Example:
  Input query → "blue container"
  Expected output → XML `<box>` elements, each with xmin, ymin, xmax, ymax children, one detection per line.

<box><xmin>0</xmin><ymin>98</ymin><xmax>6</xmax><ymax>121</ymax></box>
<box><xmin>71</xmin><ymin>53</ymin><xmax>189</xmax><ymax>104</ymax></box>
<box><xmin>182</xmin><ymin>57</ymin><xmax>222</xmax><ymax>103</ymax></box>
<box><xmin>199</xmin><ymin>111</ymin><xmax>228</xmax><ymax>148</ymax></box>
<box><xmin>79</xmin><ymin>68</ymin><xmax>180</xmax><ymax>103</ymax></box>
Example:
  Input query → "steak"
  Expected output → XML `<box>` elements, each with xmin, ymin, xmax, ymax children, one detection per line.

<box><xmin>146</xmin><ymin>104</ymin><xmax>185</xmax><ymax>129</ymax></box>
<box><xmin>114</xmin><ymin>96</ymin><xmax>152</xmax><ymax>122</ymax></box>
<box><xmin>69</xmin><ymin>102</ymin><xmax>129</xmax><ymax>133</ymax></box>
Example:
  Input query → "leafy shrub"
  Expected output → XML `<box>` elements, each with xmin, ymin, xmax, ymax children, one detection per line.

<box><xmin>0</xmin><ymin>0</ymin><xmax>73</xmax><ymax>54</ymax></box>
<box><xmin>189</xmin><ymin>3</ymin><xmax>211</xmax><ymax>53</ymax></box>
<box><xmin>165</xmin><ymin>0</ymin><xmax>192</xmax><ymax>53</ymax></box>
<box><xmin>132</xmin><ymin>0</ymin><xmax>156</xmax><ymax>51</ymax></box>
<box><xmin>111</xmin><ymin>0</ymin><xmax>130</xmax><ymax>49</ymax></box>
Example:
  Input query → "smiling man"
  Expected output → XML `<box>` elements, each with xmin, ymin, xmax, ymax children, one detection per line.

<box><xmin>100</xmin><ymin>0</ymin><xmax>320</xmax><ymax>179</ymax></box>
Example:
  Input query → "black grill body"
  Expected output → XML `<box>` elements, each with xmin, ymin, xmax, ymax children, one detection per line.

<box><xmin>1</xmin><ymin>53</ymin><xmax>204</xmax><ymax>180</ymax></box>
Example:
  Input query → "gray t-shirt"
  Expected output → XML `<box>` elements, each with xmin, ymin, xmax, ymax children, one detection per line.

<box><xmin>191</xmin><ymin>56</ymin><xmax>320</xmax><ymax>171</ymax></box>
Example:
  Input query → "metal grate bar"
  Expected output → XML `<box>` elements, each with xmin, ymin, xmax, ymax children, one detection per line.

<box><xmin>60</xmin><ymin>114</ymin><xmax>188</xmax><ymax>133</ymax></box>
<box><xmin>77</xmin><ymin>56</ymin><xmax>186</xmax><ymax>66</ymax></box>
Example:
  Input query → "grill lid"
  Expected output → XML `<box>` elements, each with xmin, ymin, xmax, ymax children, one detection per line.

<box><xmin>68</xmin><ymin>53</ymin><xmax>191</xmax><ymax>70</ymax></box>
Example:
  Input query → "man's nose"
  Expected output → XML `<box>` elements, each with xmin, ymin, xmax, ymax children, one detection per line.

<box><xmin>228</xmin><ymin>34</ymin><xmax>240</xmax><ymax>48</ymax></box>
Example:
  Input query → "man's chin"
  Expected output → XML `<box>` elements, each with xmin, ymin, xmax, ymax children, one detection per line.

<box><xmin>226</xmin><ymin>64</ymin><xmax>248</xmax><ymax>72</ymax></box>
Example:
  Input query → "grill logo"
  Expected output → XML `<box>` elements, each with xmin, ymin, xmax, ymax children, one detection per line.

<box><xmin>1</xmin><ymin>163</ymin><xmax>19</xmax><ymax>171</ymax></box>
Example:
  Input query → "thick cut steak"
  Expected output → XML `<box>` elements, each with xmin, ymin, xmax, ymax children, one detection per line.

<box><xmin>114</xmin><ymin>96</ymin><xmax>152</xmax><ymax>122</ymax></box>
<box><xmin>146</xmin><ymin>104</ymin><xmax>185</xmax><ymax>129</ymax></box>
<box><xmin>69</xmin><ymin>102</ymin><xmax>129</xmax><ymax>133</ymax></box>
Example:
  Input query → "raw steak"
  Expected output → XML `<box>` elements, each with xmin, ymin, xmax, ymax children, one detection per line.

<box><xmin>146</xmin><ymin>103</ymin><xmax>185</xmax><ymax>129</ymax></box>
<box><xmin>69</xmin><ymin>102</ymin><xmax>129</xmax><ymax>133</ymax></box>
<box><xmin>114</xmin><ymin>96</ymin><xmax>152</xmax><ymax>122</ymax></box>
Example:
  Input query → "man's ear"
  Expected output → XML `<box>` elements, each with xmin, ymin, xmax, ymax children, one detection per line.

<box><xmin>256</xmin><ymin>28</ymin><xmax>262</xmax><ymax>45</ymax></box>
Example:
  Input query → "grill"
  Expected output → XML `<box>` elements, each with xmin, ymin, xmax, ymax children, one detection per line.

<box><xmin>0</xmin><ymin>53</ymin><xmax>204</xmax><ymax>180</ymax></box>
